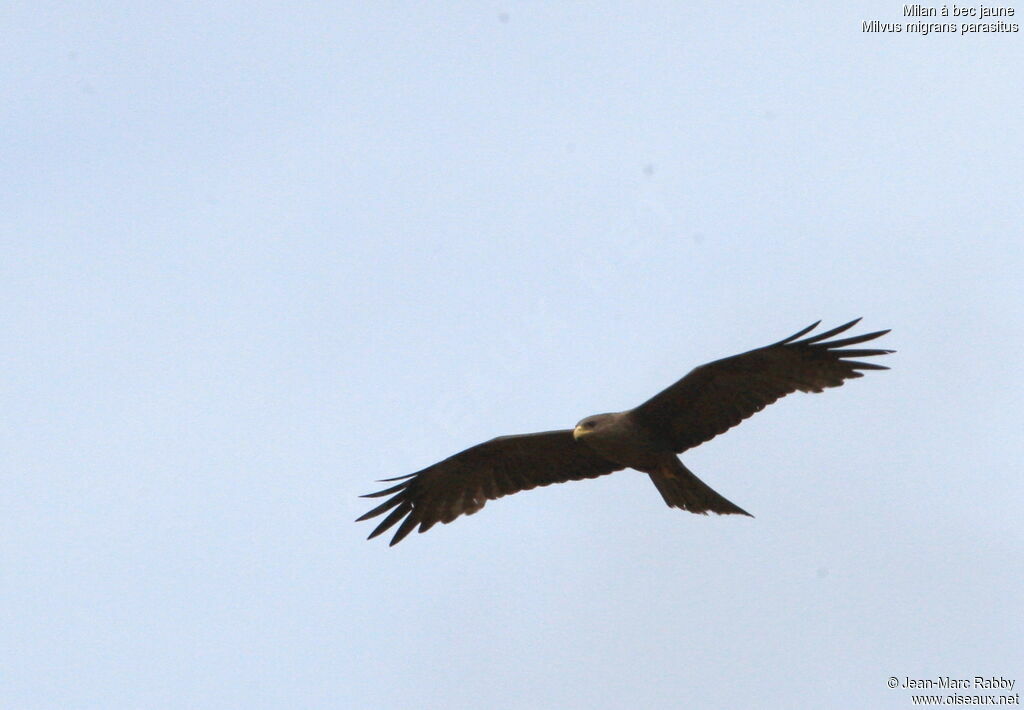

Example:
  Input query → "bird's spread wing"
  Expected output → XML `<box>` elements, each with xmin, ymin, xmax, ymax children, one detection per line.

<box><xmin>357</xmin><ymin>430</ymin><xmax>623</xmax><ymax>545</ymax></box>
<box><xmin>631</xmin><ymin>319</ymin><xmax>893</xmax><ymax>453</ymax></box>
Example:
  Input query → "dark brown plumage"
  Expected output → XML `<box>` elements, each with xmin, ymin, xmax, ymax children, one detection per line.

<box><xmin>358</xmin><ymin>319</ymin><xmax>892</xmax><ymax>545</ymax></box>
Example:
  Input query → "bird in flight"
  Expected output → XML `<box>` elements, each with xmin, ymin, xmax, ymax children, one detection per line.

<box><xmin>358</xmin><ymin>319</ymin><xmax>892</xmax><ymax>545</ymax></box>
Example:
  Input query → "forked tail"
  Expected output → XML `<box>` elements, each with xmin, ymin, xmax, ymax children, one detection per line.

<box><xmin>648</xmin><ymin>457</ymin><xmax>752</xmax><ymax>517</ymax></box>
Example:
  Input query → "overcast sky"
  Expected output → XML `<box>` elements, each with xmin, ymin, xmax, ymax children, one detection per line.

<box><xmin>3</xmin><ymin>3</ymin><xmax>1022</xmax><ymax>709</ymax></box>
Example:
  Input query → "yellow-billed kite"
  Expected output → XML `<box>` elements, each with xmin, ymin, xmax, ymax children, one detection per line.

<box><xmin>358</xmin><ymin>319</ymin><xmax>892</xmax><ymax>545</ymax></box>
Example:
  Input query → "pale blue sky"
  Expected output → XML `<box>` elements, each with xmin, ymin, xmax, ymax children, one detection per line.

<box><xmin>3</xmin><ymin>3</ymin><xmax>1022</xmax><ymax>709</ymax></box>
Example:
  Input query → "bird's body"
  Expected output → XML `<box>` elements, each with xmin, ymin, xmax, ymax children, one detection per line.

<box><xmin>358</xmin><ymin>319</ymin><xmax>892</xmax><ymax>545</ymax></box>
<box><xmin>572</xmin><ymin>411</ymin><xmax>666</xmax><ymax>472</ymax></box>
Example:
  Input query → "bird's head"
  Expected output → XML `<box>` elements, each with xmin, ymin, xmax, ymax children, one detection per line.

<box><xmin>573</xmin><ymin>414</ymin><xmax>611</xmax><ymax>440</ymax></box>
